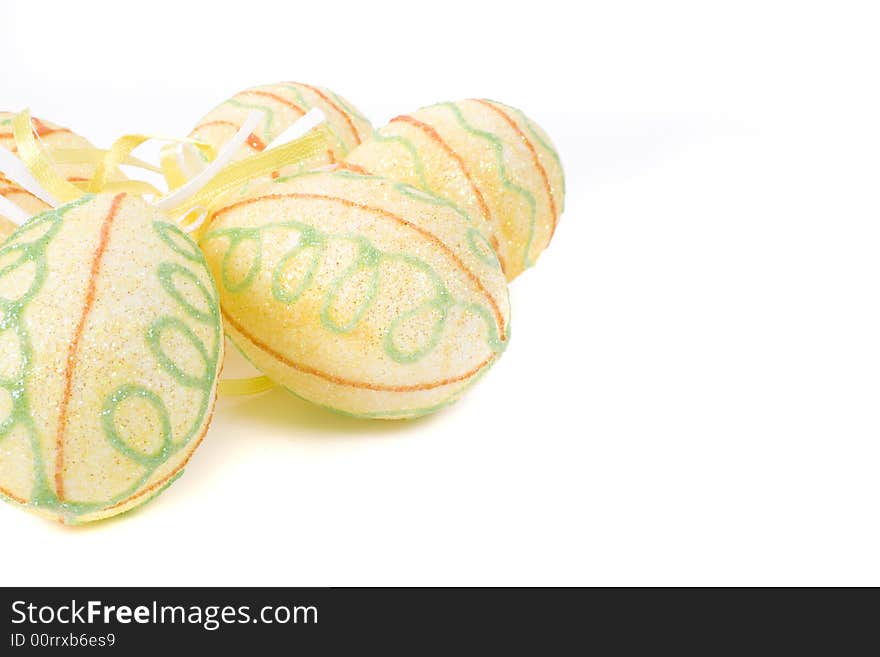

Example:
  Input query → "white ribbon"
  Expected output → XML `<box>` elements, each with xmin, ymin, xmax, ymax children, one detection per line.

<box><xmin>0</xmin><ymin>194</ymin><xmax>31</xmax><ymax>226</ymax></box>
<box><xmin>0</xmin><ymin>107</ymin><xmax>327</xmax><ymax>231</ymax></box>
<box><xmin>0</xmin><ymin>145</ymin><xmax>60</xmax><ymax>210</ymax></box>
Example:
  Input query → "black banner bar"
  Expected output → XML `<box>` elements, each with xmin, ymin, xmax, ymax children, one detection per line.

<box><xmin>0</xmin><ymin>587</ymin><xmax>871</xmax><ymax>652</ymax></box>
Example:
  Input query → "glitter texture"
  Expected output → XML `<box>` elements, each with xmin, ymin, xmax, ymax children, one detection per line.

<box><xmin>344</xmin><ymin>99</ymin><xmax>565</xmax><ymax>281</ymax></box>
<box><xmin>0</xmin><ymin>193</ymin><xmax>222</xmax><ymax>523</ymax></box>
<box><xmin>187</xmin><ymin>82</ymin><xmax>373</xmax><ymax>182</ymax></box>
<box><xmin>200</xmin><ymin>171</ymin><xmax>510</xmax><ymax>419</ymax></box>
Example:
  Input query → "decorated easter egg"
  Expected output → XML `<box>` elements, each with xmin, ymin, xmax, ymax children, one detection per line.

<box><xmin>200</xmin><ymin>170</ymin><xmax>510</xmax><ymax>419</ymax></box>
<box><xmin>0</xmin><ymin>193</ymin><xmax>222</xmax><ymax>523</ymax></box>
<box><xmin>188</xmin><ymin>82</ymin><xmax>372</xmax><ymax>181</ymax></box>
<box><xmin>343</xmin><ymin>99</ymin><xmax>564</xmax><ymax>281</ymax></box>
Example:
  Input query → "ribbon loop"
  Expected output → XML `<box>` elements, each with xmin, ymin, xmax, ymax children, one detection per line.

<box><xmin>11</xmin><ymin>109</ymin><xmax>83</xmax><ymax>203</ymax></box>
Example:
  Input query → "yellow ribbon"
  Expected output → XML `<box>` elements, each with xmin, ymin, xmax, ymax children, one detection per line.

<box><xmin>88</xmin><ymin>134</ymin><xmax>151</xmax><ymax>193</ymax></box>
<box><xmin>219</xmin><ymin>376</ymin><xmax>276</xmax><ymax>396</ymax></box>
<box><xmin>10</xmin><ymin>111</ymin><xmax>187</xmax><ymax>199</ymax></box>
<box><xmin>158</xmin><ymin>127</ymin><xmax>329</xmax><ymax>217</ymax></box>
<box><xmin>12</xmin><ymin>110</ymin><xmax>84</xmax><ymax>203</ymax></box>
<box><xmin>50</xmin><ymin>148</ymin><xmax>161</xmax><ymax>173</ymax></box>
<box><xmin>10</xmin><ymin>108</ymin><xmax>326</xmax><ymax>216</ymax></box>
<box><xmin>99</xmin><ymin>180</ymin><xmax>165</xmax><ymax>196</ymax></box>
<box><xmin>90</xmin><ymin>133</ymin><xmax>216</xmax><ymax>194</ymax></box>
<box><xmin>10</xmin><ymin>110</ymin><xmax>330</xmax><ymax>398</ymax></box>
<box><xmin>159</xmin><ymin>142</ymin><xmax>190</xmax><ymax>190</ymax></box>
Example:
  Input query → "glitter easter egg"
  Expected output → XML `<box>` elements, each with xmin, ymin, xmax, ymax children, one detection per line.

<box><xmin>0</xmin><ymin>193</ymin><xmax>222</xmax><ymax>523</ymax></box>
<box><xmin>343</xmin><ymin>99</ymin><xmax>564</xmax><ymax>281</ymax></box>
<box><xmin>188</xmin><ymin>82</ymin><xmax>372</xmax><ymax>181</ymax></box>
<box><xmin>200</xmin><ymin>171</ymin><xmax>510</xmax><ymax>419</ymax></box>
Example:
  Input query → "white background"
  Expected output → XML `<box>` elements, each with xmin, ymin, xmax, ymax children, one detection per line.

<box><xmin>2</xmin><ymin>1</ymin><xmax>879</xmax><ymax>586</ymax></box>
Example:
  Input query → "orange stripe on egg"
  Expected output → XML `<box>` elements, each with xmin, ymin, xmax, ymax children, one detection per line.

<box><xmin>334</xmin><ymin>162</ymin><xmax>370</xmax><ymax>175</ymax></box>
<box><xmin>103</xmin><ymin>400</ymin><xmax>217</xmax><ymax>513</ymax></box>
<box><xmin>30</xmin><ymin>117</ymin><xmax>72</xmax><ymax>138</ymax></box>
<box><xmin>288</xmin><ymin>82</ymin><xmax>365</xmax><ymax>145</ymax></box>
<box><xmin>0</xmin><ymin>121</ymin><xmax>72</xmax><ymax>143</ymax></box>
<box><xmin>473</xmin><ymin>99</ymin><xmax>559</xmax><ymax>235</ymax></box>
<box><xmin>0</xmin><ymin>186</ymin><xmax>41</xmax><ymax>202</ymax></box>
<box><xmin>54</xmin><ymin>193</ymin><xmax>124</xmax><ymax>501</ymax></box>
<box><xmin>192</xmin><ymin>119</ymin><xmax>241</xmax><ymax>133</ymax></box>
<box><xmin>0</xmin><ymin>485</ymin><xmax>27</xmax><ymax>505</ymax></box>
<box><xmin>223</xmin><ymin>309</ymin><xmax>495</xmax><ymax>392</ymax></box>
<box><xmin>212</xmin><ymin>192</ymin><xmax>508</xmax><ymax>342</ymax></box>
<box><xmin>192</xmin><ymin>120</ymin><xmax>265</xmax><ymax>152</ymax></box>
<box><xmin>239</xmin><ymin>90</ymin><xmax>307</xmax><ymax>117</ymax></box>
<box><xmin>390</xmin><ymin>114</ymin><xmax>493</xmax><ymax>225</ymax></box>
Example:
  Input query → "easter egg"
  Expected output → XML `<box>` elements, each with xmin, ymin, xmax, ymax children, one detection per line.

<box><xmin>200</xmin><ymin>170</ymin><xmax>510</xmax><ymax>419</ymax></box>
<box><xmin>188</xmin><ymin>82</ymin><xmax>373</xmax><ymax>182</ymax></box>
<box><xmin>0</xmin><ymin>193</ymin><xmax>222</xmax><ymax>523</ymax></box>
<box><xmin>343</xmin><ymin>99</ymin><xmax>565</xmax><ymax>281</ymax></box>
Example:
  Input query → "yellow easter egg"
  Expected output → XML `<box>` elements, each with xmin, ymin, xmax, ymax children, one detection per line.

<box><xmin>0</xmin><ymin>193</ymin><xmax>222</xmax><ymax>523</ymax></box>
<box><xmin>200</xmin><ymin>170</ymin><xmax>510</xmax><ymax>419</ymax></box>
<box><xmin>188</xmin><ymin>82</ymin><xmax>373</xmax><ymax>181</ymax></box>
<box><xmin>343</xmin><ymin>99</ymin><xmax>565</xmax><ymax>281</ymax></box>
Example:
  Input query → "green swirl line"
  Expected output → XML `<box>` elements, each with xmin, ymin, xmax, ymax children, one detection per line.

<box><xmin>0</xmin><ymin>198</ymin><xmax>88</xmax><ymax>513</ymax></box>
<box><xmin>441</xmin><ymin>102</ymin><xmax>538</xmax><ymax>269</ymax></box>
<box><xmin>371</xmin><ymin>131</ymin><xmax>432</xmax><ymax>189</ymax></box>
<box><xmin>272</xmin><ymin>242</ymin><xmax>322</xmax><ymax>305</ymax></box>
<box><xmin>366</xmin><ymin>131</ymin><xmax>479</xmax><ymax>227</ymax></box>
<box><xmin>271</xmin><ymin>169</ymin><xmax>499</xmax><ymax>270</ymax></box>
<box><xmin>146</xmin><ymin>316</ymin><xmax>212</xmax><ymax>388</ymax></box>
<box><xmin>325</xmin><ymin>90</ymin><xmax>372</xmax><ymax>134</ymax></box>
<box><xmin>158</xmin><ymin>262</ymin><xmax>218</xmax><ymax>324</ymax></box>
<box><xmin>0</xmin><ymin>201</ymin><xmax>221</xmax><ymax>521</ymax></box>
<box><xmin>154</xmin><ymin>221</ymin><xmax>204</xmax><ymax>263</ymax></box>
<box><xmin>224</xmin><ymin>330</ymin><xmax>491</xmax><ymax>420</ymax></box>
<box><xmin>276</xmin><ymin>84</ymin><xmax>350</xmax><ymax>155</ymax></box>
<box><xmin>224</xmin><ymin>98</ymin><xmax>276</xmax><ymax>142</ymax></box>
<box><xmin>483</xmin><ymin>98</ymin><xmax>566</xmax><ymax>210</ymax></box>
<box><xmin>223</xmin><ymin>86</ymin><xmax>354</xmax><ymax>157</ymax></box>
<box><xmin>101</xmin><ymin>384</ymin><xmax>173</xmax><ymax>467</ymax></box>
<box><xmin>319</xmin><ymin>237</ymin><xmax>381</xmax><ymax>333</ymax></box>
<box><xmin>203</xmin><ymin>206</ymin><xmax>504</xmax><ymax>366</ymax></box>
<box><xmin>220</xmin><ymin>229</ymin><xmax>263</xmax><ymax>293</ymax></box>
<box><xmin>466</xmin><ymin>227</ymin><xmax>501</xmax><ymax>269</ymax></box>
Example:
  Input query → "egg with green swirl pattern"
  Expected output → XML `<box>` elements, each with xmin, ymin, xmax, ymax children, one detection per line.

<box><xmin>187</xmin><ymin>81</ymin><xmax>373</xmax><ymax>183</ymax></box>
<box><xmin>0</xmin><ymin>193</ymin><xmax>222</xmax><ymax>523</ymax></box>
<box><xmin>200</xmin><ymin>170</ymin><xmax>510</xmax><ymax>419</ymax></box>
<box><xmin>344</xmin><ymin>99</ymin><xmax>565</xmax><ymax>281</ymax></box>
